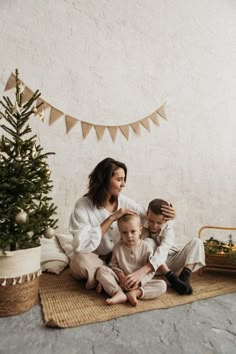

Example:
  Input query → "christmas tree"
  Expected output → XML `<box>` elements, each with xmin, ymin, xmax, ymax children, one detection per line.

<box><xmin>0</xmin><ymin>69</ymin><xmax>57</xmax><ymax>252</ymax></box>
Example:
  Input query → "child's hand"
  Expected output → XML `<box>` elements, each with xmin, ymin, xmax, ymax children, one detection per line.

<box><xmin>161</xmin><ymin>203</ymin><xmax>176</xmax><ymax>221</ymax></box>
<box><xmin>119</xmin><ymin>275</ymin><xmax>139</xmax><ymax>291</ymax></box>
<box><xmin>125</xmin><ymin>269</ymin><xmax>145</xmax><ymax>289</ymax></box>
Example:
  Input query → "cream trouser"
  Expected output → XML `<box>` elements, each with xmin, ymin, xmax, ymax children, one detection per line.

<box><xmin>160</xmin><ymin>238</ymin><xmax>206</xmax><ymax>274</ymax></box>
<box><xmin>96</xmin><ymin>265</ymin><xmax>167</xmax><ymax>299</ymax></box>
<box><xmin>70</xmin><ymin>238</ymin><xmax>205</xmax><ymax>289</ymax></box>
<box><xmin>70</xmin><ymin>252</ymin><xmax>105</xmax><ymax>289</ymax></box>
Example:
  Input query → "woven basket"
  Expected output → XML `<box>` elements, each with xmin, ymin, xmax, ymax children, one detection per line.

<box><xmin>0</xmin><ymin>246</ymin><xmax>41</xmax><ymax>317</ymax></box>
<box><xmin>198</xmin><ymin>226</ymin><xmax>236</xmax><ymax>272</ymax></box>
<box><xmin>205</xmin><ymin>253</ymin><xmax>236</xmax><ymax>267</ymax></box>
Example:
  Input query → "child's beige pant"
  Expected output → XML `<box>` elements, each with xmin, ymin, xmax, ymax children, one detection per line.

<box><xmin>96</xmin><ymin>265</ymin><xmax>167</xmax><ymax>299</ymax></box>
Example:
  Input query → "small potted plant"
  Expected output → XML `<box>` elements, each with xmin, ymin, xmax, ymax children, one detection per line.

<box><xmin>0</xmin><ymin>69</ymin><xmax>57</xmax><ymax>316</ymax></box>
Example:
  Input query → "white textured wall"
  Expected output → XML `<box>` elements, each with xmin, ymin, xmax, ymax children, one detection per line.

<box><xmin>0</xmin><ymin>0</ymin><xmax>236</xmax><ymax>245</ymax></box>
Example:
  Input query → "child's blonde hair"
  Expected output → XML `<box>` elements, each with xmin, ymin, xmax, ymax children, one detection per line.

<box><xmin>117</xmin><ymin>213</ymin><xmax>141</xmax><ymax>229</ymax></box>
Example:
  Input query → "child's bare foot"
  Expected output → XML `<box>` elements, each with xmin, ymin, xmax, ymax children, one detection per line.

<box><xmin>96</xmin><ymin>282</ymin><xmax>103</xmax><ymax>294</ymax></box>
<box><xmin>106</xmin><ymin>290</ymin><xmax>127</xmax><ymax>305</ymax></box>
<box><xmin>126</xmin><ymin>289</ymin><xmax>142</xmax><ymax>306</ymax></box>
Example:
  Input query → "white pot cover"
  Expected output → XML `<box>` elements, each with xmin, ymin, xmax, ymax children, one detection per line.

<box><xmin>0</xmin><ymin>246</ymin><xmax>41</xmax><ymax>279</ymax></box>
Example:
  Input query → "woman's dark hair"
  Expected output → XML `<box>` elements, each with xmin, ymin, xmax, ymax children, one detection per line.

<box><xmin>85</xmin><ymin>157</ymin><xmax>127</xmax><ymax>208</ymax></box>
<box><xmin>147</xmin><ymin>198</ymin><xmax>169</xmax><ymax>215</ymax></box>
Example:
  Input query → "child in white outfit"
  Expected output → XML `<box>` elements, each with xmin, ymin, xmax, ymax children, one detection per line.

<box><xmin>143</xmin><ymin>199</ymin><xmax>205</xmax><ymax>295</ymax></box>
<box><xmin>96</xmin><ymin>214</ymin><xmax>167</xmax><ymax>306</ymax></box>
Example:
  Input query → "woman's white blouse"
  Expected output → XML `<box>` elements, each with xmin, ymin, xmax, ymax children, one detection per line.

<box><xmin>69</xmin><ymin>195</ymin><xmax>146</xmax><ymax>255</ymax></box>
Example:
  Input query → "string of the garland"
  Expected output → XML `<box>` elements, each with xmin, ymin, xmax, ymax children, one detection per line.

<box><xmin>4</xmin><ymin>72</ymin><xmax>168</xmax><ymax>141</ymax></box>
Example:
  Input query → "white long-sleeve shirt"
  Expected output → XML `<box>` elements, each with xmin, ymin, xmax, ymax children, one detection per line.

<box><xmin>142</xmin><ymin>221</ymin><xmax>178</xmax><ymax>271</ymax></box>
<box><xmin>69</xmin><ymin>195</ymin><xmax>146</xmax><ymax>255</ymax></box>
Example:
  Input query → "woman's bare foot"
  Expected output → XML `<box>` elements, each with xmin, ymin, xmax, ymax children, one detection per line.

<box><xmin>126</xmin><ymin>289</ymin><xmax>142</xmax><ymax>306</ymax></box>
<box><xmin>106</xmin><ymin>290</ymin><xmax>127</xmax><ymax>305</ymax></box>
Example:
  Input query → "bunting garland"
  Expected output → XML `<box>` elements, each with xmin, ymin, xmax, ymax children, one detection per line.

<box><xmin>4</xmin><ymin>72</ymin><xmax>168</xmax><ymax>141</ymax></box>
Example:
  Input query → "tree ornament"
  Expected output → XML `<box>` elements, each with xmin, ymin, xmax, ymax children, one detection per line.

<box><xmin>15</xmin><ymin>154</ymin><xmax>22</xmax><ymax>162</ymax></box>
<box><xmin>11</xmin><ymin>102</ymin><xmax>22</xmax><ymax>115</ymax></box>
<box><xmin>27</xmin><ymin>231</ymin><xmax>34</xmax><ymax>238</ymax></box>
<box><xmin>45</xmin><ymin>169</ymin><xmax>51</xmax><ymax>176</ymax></box>
<box><xmin>15</xmin><ymin>210</ymin><xmax>28</xmax><ymax>224</ymax></box>
<box><xmin>32</xmin><ymin>107</ymin><xmax>38</xmax><ymax>114</ymax></box>
<box><xmin>11</xmin><ymin>106</ymin><xmax>17</xmax><ymax>115</ymax></box>
<box><xmin>44</xmin><ymin>227</ymin><xmax>55</xmax><ymax>239</ymax></box>
<box><xmin>0</xmin><ymin>154</ymin><xmax>4</xmax><ymax>163</ymax></box>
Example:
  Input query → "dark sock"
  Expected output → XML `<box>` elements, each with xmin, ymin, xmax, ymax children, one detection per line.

<box><xmin>165</xmin><ymin>271</ymin><xmax>189</xmax><ymax>295</ymax></box>
<box><xmin>179</xmin><ymin>267</ymin><xmax>193</xmax><ymax>295</ymax></box>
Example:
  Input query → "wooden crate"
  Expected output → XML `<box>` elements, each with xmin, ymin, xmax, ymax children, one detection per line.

<box><xmin>198</xmin><ymin>226</ymin><xmax>236</xmax><ymax>272</ymax></box>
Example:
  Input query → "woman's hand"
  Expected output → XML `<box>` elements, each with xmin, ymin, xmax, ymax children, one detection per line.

<box><xmin>101</xmin><ymin>208</ymin><xmax>136</xmax><ymax>237</ymax></box>
<box><xmin>161</xmin><ymin>203</ymin><xmax>176</xmax><ymax>221</ymax></box>
<box><xmin>110</xmin><ymin>208</ymin><xmax>137</xmax><ymax>222</ymax></box>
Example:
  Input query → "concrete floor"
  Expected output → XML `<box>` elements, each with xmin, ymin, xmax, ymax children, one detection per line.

<box><xmin>0</xmin><ymin>293</ymin><xmax>235</xmax><ymax>354</ymax></box>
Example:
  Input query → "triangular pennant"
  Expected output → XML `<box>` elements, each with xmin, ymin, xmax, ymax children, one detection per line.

<box><xmin>140</xmin><ymin>117</ymin><xmax>150</xmax><ymax>132</ymax></box>
<box><xmin>4</xmin><ymin>73</ymin><xmax>16</xmax><ymax>91</ymax></box>
<box><xmin>65</xmin><ymin>115</ymin><xmax>79</xmax><ymax>133</ymax></box>
<box><xmin>107</xmin><ymin>126</ymin><xmax>118</xmax><ymax>142</ymax></box>
<box><xmin>81</xmin><ymin>121</ymin><xmax>93</xmax><ymax>138</ymax></box>
<box><xmin>49</xmin><ymin>107</ymin><xmax>64</xmax><ymax>125</ymax></box>
<box><xmin>149</xmin><ymin>112</ymin><xmax>159</xmax><ymax>126</ymax></box>
<box><xmin>22</xmin><ymin>86</ymin><xmax>34</xmax><ymax>103</ymax></box>
<box><xmin>156</xmin><ymin>104</ymin><xmax>167</xmax><ymax>120</ymax></box>
<box><xmin>94</xmin><ymin>125</ymin><xmax>106</xmax><ymax>140</ymax></box>
<box><xmin>130</xmin><ymin>122</ymin><xmax>141</xmax><ymax>136</ymax></box>
<box><xmin>4</xmin><ymin>71</ymin><xmax>168</xmax><ymax>141</ymax></box>
<box><xmin>37</xmin><ymin>97</ymin><xmax>50</xmax><ymax>111</ymax></box>
<box><xmin>119</xmin><ymin>125</ymin><xmax>129</xmax><ymax>140</ymax></box>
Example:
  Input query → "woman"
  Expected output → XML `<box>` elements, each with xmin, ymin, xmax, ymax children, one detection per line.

<box><xmin>69</xmin><ymin>157</ymin><xmax>175</xmax><ymax>289</ymax></box>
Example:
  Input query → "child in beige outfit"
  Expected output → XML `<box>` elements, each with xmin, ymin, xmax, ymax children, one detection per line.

<box><xmin>96</xmin><ymin>214</ymin><xmax>167</xmax><ymax>306</ymax></box>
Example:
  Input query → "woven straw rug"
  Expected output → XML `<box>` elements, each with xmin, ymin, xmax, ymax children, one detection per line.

<box><xmin>39</xmin><ymin>269</ymin><xmax>236</xmax><ymax>328</ymax></box>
